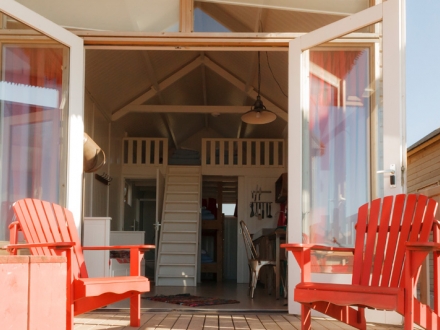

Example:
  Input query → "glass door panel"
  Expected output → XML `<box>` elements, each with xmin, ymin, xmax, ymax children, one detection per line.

<box><xmin>304</xmin><ymin>44</ymin><xmax>377</xmax><ymax>273</ymax></box>
<box><xmin>0</xmin><ymin>12</ymin><xmax>69</xmax><ymax>240</ymax></box>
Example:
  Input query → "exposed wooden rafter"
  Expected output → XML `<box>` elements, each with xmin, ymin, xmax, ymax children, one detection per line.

<box><xmin>111</xmin><ymin>54</ymin><xmax>288</xmax><ymax>122</ymax></box>
<box><xmin>180</xmin><ymin>0</ymin><xmax>194</xmax><ymax>33</ymax></box>
<box><xmin>140</xmin><ymin>52</ymin><xmax>178</xmax><ymax>148</ymax></box>
<box><xmin>114</xmin><ymin>105</ymin><xmax>252</xmax><ymax>114</ymax></box>
<box><xmin>200</xmin><ymin>52</ymin><xmax>209</xmax><ymax>129</ymax></box>
<box><xmin>204</xmin><ymin>57</ymin><xmax>288</xmax><ymax>121</ymax></box>
<box><xmin>111</xmin><ymin>56</ymin><xmax>203</xmax><ymax>121</ymax></box>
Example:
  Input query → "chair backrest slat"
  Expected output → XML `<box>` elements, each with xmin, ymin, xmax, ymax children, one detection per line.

<box><xmin>380</xmin><ymin>194</ymin><xmax>406</xmax><ymax>287</ymax></box>
<box><xmin>352</xmin><ymin>194</ymin><xmax>437</xmax><ymax>289</ymax></box>
<box><xmin>13</xmin><ymin>198</ymin><xmax>88</xmax><ymax>280</ymax></box>
<box><xmin>352</xmin><ymin>203</ymin><xmax>368</xmax><ymax>284</ymax></box>
<box><xmin>371</xmin><ymin>195</ymin><xmax>394</xmax><ymax>286</ymax></box>
<box><xmin>15</xmin><ymin>199</ymin><xmax>47</xmax><ymax>256</ymax></box>
<box><xmin>58</xmin><ymin>203</ymin><xmax>88</xmax><ymax>278</ymax></box>
<box><xmin>31</xmin><ymin>199</ymin><xmax>58</xmax><ymax>257</ymax></box>
<box><xmin>390</xmin><ymin>195</ymin><xmax>417</xmax><ymax>287</ymax></box>
<box><xmin>360</xmin><ymin>198</ymin><xmax>381</xmax><ymax>286</ymax></box>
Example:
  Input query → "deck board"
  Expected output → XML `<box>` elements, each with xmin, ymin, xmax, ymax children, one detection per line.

<box><xmin>219</xmin><ymin>315</ymin><xmax>234</xmax><ymax>330</ymax></box>
<box><xmin>74</xmin><ymin>312</ymin><xmax>414</xmax><ymax>330</ymax></box>
<box><xmin>172</xmin><ymin>314</ymin><xmax>193</xmax><ymax>330</ymax></box>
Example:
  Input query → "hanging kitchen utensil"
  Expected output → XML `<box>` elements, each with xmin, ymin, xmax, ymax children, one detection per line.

<box><xmin>262</xmin><ymin>204</ymin><xmax>265</xmax><ymax>219</ymax></box>
<box><xmin>258</xmin><ymin>203</ymin><xmax>262</xmax><ymax>220</ymax></box>
<box><xmin>268</xmin><ymin>203</ymin><xmax>273</xmax><ymax>218</ymax></box>
<box><xmin>250</xmin><ymin>202</ymin><xmax>254</xmax><ymax>217</ymax></box>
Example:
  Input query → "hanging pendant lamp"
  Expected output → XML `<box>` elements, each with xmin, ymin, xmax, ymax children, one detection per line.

<box><xmin>241</xmin><ymin>52</ymin><xmax>277</xmax><ymax>124</ymax></box>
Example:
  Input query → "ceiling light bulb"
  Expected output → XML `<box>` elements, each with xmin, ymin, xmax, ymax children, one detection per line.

<box><xmin>256</xmin><ymin>111</ymin><xmax>261</xmax><ymax>119</ymax></box>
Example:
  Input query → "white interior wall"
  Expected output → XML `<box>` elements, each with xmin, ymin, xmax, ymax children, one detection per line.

<box><xmin>83</xmin><ymin>93</ymin><xmax>94</xmax><ymax>217</ymax></box>
<box><xmin>83</xmin><ymin>92</ymin><xmax>111</xmax><ymax>218</ymax></box>
<box><xmin>108</xmin><ymin>124</ymin><xmax>125</xmax><ymax>231</ymax></box>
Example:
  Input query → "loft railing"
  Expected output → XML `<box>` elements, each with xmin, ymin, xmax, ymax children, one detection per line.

<box><xmin>122</xmin><ymin>138</ymin><xmax>168</xmax><ymax>166</ymax></box>
<box><xmin>122</xmin><ymin>137</ymin><xmax>285</xmax><ymax>169</ymax></box>
<box><xmin>201</xmin><ymin>138</ymin><xmax>285</xmax><ymax>168</ymax></box>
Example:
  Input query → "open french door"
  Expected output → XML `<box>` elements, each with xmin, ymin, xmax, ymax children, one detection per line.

<box><xmin>287</xmin><ymin>0</ymin><xmax>406</xmax><ymax>324</ymax></box>
<box><xmin>0</xmin><ymin>0</ymin><xmax>84</xmax><ymax>231</ymax></box>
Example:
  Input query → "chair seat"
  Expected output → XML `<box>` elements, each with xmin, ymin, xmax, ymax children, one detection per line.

<box><xmin>295</xmin><ymin>282</ymin><xmax>405</xmax><ymax>312</ymax></box>
<box><xmin>74</xmin><ymin>276</ymin><xmax>150</xmax><ymax>300</ymax></box>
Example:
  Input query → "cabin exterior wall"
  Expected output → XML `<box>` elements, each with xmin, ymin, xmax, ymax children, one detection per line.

<box><xmin>407</xmin><ymin>134</ymin><xmax>440</xmax><ymax>193</ymax></box>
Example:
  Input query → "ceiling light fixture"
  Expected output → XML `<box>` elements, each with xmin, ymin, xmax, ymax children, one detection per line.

<box><xmin>241</xmin><ymin>52</ymin><xmax>277</xmax><ymax>125</ymax></box>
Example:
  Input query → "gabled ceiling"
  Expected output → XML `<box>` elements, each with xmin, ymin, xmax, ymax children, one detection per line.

<box><xmin>86</xmin><ymin>49</ymin><xmax>289</xmax><ymax>146</ymax></box>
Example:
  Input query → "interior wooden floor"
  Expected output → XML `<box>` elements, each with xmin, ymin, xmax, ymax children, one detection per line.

<box><xmin>105</xmin><ymin>280</ymin><xmax>287</xmax><ymax>312</ymax></box>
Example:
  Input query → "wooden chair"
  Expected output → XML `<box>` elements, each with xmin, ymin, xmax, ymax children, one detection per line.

<box><xmin>282</xmin><ymin>194</ymin><xmax>440</xmax><ymax>330</ymax></box>
<box><xmin>240</xmin><ymin>220</ymin><xmax>276</xmax><ymax>298</ymax></box>
<box><xmin>6</xmin><ymin>198</ymin><xmax>154</xmax><ymax>330</ymax></box>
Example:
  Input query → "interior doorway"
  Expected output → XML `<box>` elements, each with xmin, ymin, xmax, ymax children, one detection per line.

<box><xmin>123</xmin><ymin>178</ymin><xmax>157</xmax><ymax>279</ymax></box>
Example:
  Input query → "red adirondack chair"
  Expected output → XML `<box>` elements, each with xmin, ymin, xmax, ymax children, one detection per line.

<box><xmin>6</xmin><ymin>198</ymin><xmax>154</xmax><ymax>329</ymax></box>
<box><xmin>282</xmin><ymin>194</ymin><xmax>440</xmax><ymax>330</ymax></box>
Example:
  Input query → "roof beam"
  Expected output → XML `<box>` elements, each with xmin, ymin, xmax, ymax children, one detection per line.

<box><xmin>114</xmin><ymin>105</ymin><xmax>252</xmax><ymax>114</ymax></box>
<box><xmin>112</xmin><ymin>56</ymin><xmax>203</xmax><ymax>120</ymax></box>
<box><xmin>204</xmin><ymin>57</ymin><xmax>287</xmax><ymax>121</ymax></box>
<box><xmin>196</xmin><ymin>0</ymin><xmax>368</xmax><ymax>16</ymax></box>
<box><xmin>200</xmin><ymin>52</ymin><xmax>209</xmax><ymax>128</ymax></box>
<box><xmin>180</xmin><ymin>0</ymin><xmax>194</xmax><ymax>33</ymax></box>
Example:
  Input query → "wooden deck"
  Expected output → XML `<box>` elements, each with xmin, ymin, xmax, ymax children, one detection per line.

<box><xmin>74</xmin><ymin>312</ymin><xmax>408</xmax><ymax>329</ymax></box>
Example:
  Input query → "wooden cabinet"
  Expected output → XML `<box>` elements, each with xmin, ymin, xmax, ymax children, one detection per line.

<box><xmin>83</xmin><ymin>217</ymin><xmax>111</xmax><ymax>278</ymax></box>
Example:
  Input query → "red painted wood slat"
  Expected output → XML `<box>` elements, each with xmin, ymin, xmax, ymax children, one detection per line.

<box><xmin>352</xmin><ymin>203</ymin><xmax>368</xmax><ymax>285</ymax></box>
<box><xmin>390</xmin><ymin>194</ymin><xmax>417</xmax><ymax>287</ymax></box>
<box><xmin>381</xmin><ymin>194</ymin><xmax>406</xmax><ymax>287</ymax></box>
<box><xmin>360</xmin><ymin>198</ymin><xmax>381</xmax><ymax>286</ymax></box>
<box><xmin>32</xmin><ymin>200</ymin><xmax>58</xmax><ymax>257</ymax></box>
<box><xmin>16</xmin><ymin>200</ymin><xmax>45</xmax><ymax>256</ymax></box>
<box><xmin>371</xmin><ymin>195</ymin><xmax>394</xmax><ymax>286</ymax></box>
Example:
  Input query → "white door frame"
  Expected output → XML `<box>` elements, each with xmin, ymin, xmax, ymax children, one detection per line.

<box><xmin>1</xmin><ymin>0</ymin><xmax>85</xmax><ymax>229</ymax></box>
<box><xmin>288</xmin><ymin>0</ymin><xmax>405</xmax><ymax>322</ymax></box>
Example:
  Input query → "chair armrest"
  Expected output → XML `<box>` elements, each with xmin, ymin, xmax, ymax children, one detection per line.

<box><xmin>82</xmin><ymin>245</ymin><xmax>155</xmax><ymax>276</ymax></box>
<box><xmin>405</xmin><ymin>242</ymin><xmax>440</xmax><ymax>280</ymax></box>
<box><xmin>281</xmin><ymin>243</ymin><xmax>354</xmax><ymax>253</ymax></box>
<box><xmin>281</xmin><ymin>244</ymin><xmax>354</xmax><ymax>283</ymax></box>
<box><xmin>82</xmin><ymin>245</ymin><xmax>155</xmax><ymax>252</ymax></box>
<box><xmin>3</xmin><ymin>242</ymin><xmax>75</xmax><ymax>253</ymax></box>
<box><xmin>406</xmin><ymin>242</ymin><xmax>440</xmax><ymax>252</ymax></box>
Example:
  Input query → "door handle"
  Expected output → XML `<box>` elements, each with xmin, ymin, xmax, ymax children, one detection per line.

<box><xmin>377</xmin><ymin>164</ymin><xmax>396</xmax><ymax>188</ymax></box>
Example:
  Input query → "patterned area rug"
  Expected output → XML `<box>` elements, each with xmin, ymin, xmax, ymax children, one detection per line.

<box><xmin>144</xmin><ymin>293</ymin><xmax>240</xmax><ymax>307</ymax></box>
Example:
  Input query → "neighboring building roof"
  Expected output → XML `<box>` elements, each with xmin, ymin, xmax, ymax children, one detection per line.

<box><xmin>408</xmin><ymin>127</ymin><xmax>440</xmax><ymax>152</ymax></box>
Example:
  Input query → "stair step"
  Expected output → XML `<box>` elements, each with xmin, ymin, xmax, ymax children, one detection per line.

<box><xmin>158</xmin><ymin>263</ymin><xmax>196</xmax><ymax>266</ymax></box>
<box><xmin>165</xmin><ymin>220</ymin><xmax>197</xmax><ymax>223</ymax></box>
<box><xmin>161</xmin><ymin>241</ymin><xmax>197</xmax><ymax>244</ymax></box>
<box><xmin>157</xmin><ymin>275</ymin><xmax>196</xmax><ymax>278</ymax></box>
<box><xmin>156</xmin><ymin>168</ymin><xmax>201</xmax><ymax>287</ymax></box>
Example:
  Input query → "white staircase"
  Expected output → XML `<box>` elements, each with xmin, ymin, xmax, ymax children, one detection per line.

<box><xmin>155</xmin><ymin>166</ymin><xmax>201</xmax><ymax>286</ymax></box>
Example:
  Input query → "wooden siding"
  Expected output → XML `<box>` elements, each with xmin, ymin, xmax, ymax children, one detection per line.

<box><xmin>407</xmin><ymin>138</ymin><xmax>440</xmax><ymax>193</ymax></box>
